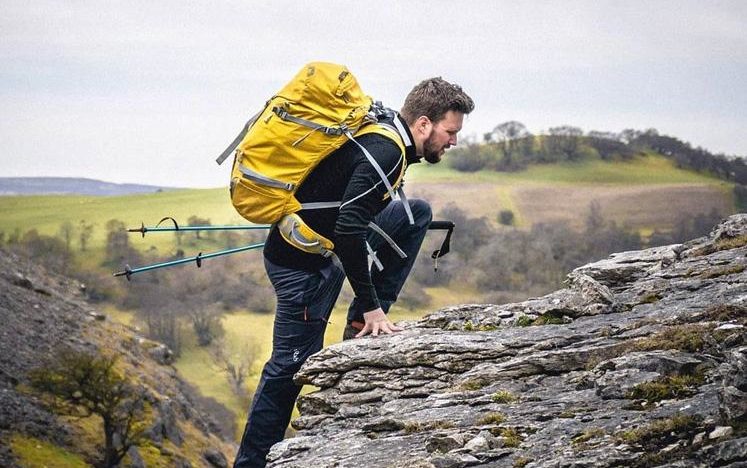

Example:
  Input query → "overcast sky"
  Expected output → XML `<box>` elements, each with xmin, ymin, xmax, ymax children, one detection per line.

<box><xmin>2</xmin><ymin>1</ymin><xmax>746</xmax><ymax>188</ymax></box>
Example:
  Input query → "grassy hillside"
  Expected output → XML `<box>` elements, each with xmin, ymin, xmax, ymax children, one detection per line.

<box><xmin>407</xmin><ymin>152</ymin><xmax>726</xmax><ymax>184</ymax></box>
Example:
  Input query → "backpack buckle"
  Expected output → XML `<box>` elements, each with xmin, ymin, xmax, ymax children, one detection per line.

<box><xmin>324</xmin><ymin>125</ymin><xmax>345</xmax><ymax>136</ymax></box>
<box><xmin>272</xmin><ymin>106</ymin><xmax>289</xmax><ymax>120</ymax></box>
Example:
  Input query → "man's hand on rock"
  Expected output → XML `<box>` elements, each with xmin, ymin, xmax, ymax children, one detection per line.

<box><xmin>356</xmin><ymin>308</ymin><xmax>403</xmax><ymax>338</ymax></box>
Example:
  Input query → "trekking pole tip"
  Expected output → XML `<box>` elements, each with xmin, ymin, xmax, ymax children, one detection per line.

<box><xmin>113</xmin><ymin>265</ymin><xmax>133</xmax><ymax>281</ymax></box>
<box><xmin>126</xmin><ymin>222</ymin><xmax>147</xmax><ymax>238</ymax></box>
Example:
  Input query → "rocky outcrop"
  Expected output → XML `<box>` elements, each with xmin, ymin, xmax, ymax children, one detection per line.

<box><xmin>0</xmin><ymin>248</ymin><xmax>235</xmax><ymax>467</ymax></box>
<box><xmin>271</xmin><ymin>214</ymin><xmax>747</xmax><ymax>467</ymax></box>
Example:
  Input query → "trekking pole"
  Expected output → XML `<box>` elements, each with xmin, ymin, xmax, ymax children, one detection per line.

<box><xmin>428</xmin><ymin>220</ymin><xmax>455</xmax><ymax>272</ymax></box>
<box><xmin>113</xmin><ymin>242</ymin><xmax>265</xmax><ymax>280</ymax></box>
<box><xmin>128</xmin><ymin>217</ymin><xmax>271</xmax><ymax>238</ymax></box>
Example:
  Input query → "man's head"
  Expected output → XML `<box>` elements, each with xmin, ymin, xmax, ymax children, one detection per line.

<box><xmin>400</xmin><ymin>78</ymin><xmax>474</xmax><ymax>163</ymax></box>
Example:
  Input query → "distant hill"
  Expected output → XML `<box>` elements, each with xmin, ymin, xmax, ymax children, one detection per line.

<box><xmin>0</xmin><ymin>177</ymin><xmax>180</xmax><ymax>196</ymax></box>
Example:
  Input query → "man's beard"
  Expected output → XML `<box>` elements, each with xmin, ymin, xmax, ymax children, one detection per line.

<box><xmin>423</xmin><ymin>136</ymin><xmax>445</xmax><ymax>164</ymax></box>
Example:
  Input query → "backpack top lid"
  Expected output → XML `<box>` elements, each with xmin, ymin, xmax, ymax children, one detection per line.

<box><xmin>275</xmin><ymin>62</ymin><xmax>373</xmax><ymax>124</ymax></box>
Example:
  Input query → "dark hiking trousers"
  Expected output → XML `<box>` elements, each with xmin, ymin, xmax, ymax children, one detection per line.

<box><xmin>233</xmin><ymin>199</ymin><xmax>432</xmax><ymax>467</ymax></box>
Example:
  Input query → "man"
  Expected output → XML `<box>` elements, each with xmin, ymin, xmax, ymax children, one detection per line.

<box><xmin>234</xmin><ymin>77</ymin><xmax>474</xmax><ymax>467</ymax></box>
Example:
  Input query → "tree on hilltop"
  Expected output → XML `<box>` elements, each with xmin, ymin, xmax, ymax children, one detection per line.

<box><xmin>547</xmin><ymin>126</ymin><xmax>584</xmax><ymax>161</ymax></box>
<box><xmin>492</xmin><ymin>121</ymin><xmax>531</xmax><ymax>170</ymax></box>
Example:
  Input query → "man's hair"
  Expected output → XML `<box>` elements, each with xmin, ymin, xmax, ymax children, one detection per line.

<box><xmin>400</xmin><ymin>77</ymin><xmax>475</xmax><ymax>125</ymax></box>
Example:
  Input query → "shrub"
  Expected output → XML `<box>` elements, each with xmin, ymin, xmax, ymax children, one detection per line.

<box><xmin>516</xmin><ymin>315</ymin><xmax>534</xmax><ymax>327</ymax></box>
<box><xmin>403</xmin><ymin>420</ymin><xmax>455</xmax><ymax>433</ymax></box>
<box><xmin>632</xmin><ymin>325</ymin><xmax>708</xmax><ymax>353</ymax></box>
<box><xmin>626</xmin><ymin>374</ymin><xmax>703</xmax><ymax>403</ymax></box>
<box><xmin>499</xmin><ymin>210</ymin><xmax>515</xmax><ymax>226</ymax></box>
<box><xmin>616</xmin><ymin>415</ymin><xmax>700</xmax><ymax>450</ymax></box>
<box><xmin>499</xmin><ymin>427</ymin><xmax>522</xmax><ymax>447</ymax></box>
<box><xmin>572</xmin><ymin>427</ymin><xmax>605</xmax><ymax>447</ymax></box>
<box><xmin>448</xmin><ymin>143</ymin><xmax>491</xmax><ymax>172</ymax></box>
<box><xmin>458</xmin><ymin>378</ymin><xmax>489</xmax><ymax>391</ymax></box>
<box><xmin>491</xmin><ymin>390</ymin><xmax>517</xmax><ymax>403</ymax></box>
<box><xmin>478</xmin><ymin>412</ymin><xmax>506</xmax><ymax>425</ymax></box>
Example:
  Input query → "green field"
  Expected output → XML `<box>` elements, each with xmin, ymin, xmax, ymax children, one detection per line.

<box><xmin>0</xmin><ymin>153</ymin><xmax>729</xmax><ymax>248</ymax></box>
<box><xmin>0</xmin><ymin>188</ymin><xmax>237</xmax><ymax>251</ymax></box>
<box><xmin>411</xmin><ymin>153</ymin><xmax>732</xmax><ymax>231</ymax></box>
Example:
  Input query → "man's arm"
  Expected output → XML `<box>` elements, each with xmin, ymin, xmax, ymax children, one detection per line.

<box><xmin>334</xmin><ymin>137</ymin><xmax>404</xmax><ymax>336</ymax></box>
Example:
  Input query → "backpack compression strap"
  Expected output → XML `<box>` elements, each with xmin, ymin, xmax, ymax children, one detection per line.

<box><xmin>215</xmin><ymin>110</ymin><xmax>262</xmax><ymax>165</ymax></box>
<box><xmin>272</xmin><ymin>107</ymin><xmax>348</xmax><ymax>136</ymax></box>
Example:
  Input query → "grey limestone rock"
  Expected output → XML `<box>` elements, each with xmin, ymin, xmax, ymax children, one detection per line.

<box><xmin>203</xmin><ymin>448</ymin><xmax>229</xmax><ymax>468</ymax></box>
<box><xmin>268</xmin><ymin>215</ymin><xmax>747</xmax><ymax>467</ymax></box>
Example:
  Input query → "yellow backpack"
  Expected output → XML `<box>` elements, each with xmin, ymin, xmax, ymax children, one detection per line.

<box><xmin>216</xmin><ymin>62</ymin><xmax>411</xmax><ymax>256</ymax></box>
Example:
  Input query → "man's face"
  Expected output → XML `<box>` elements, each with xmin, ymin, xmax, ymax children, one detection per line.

<box><xmin>422</xmin><ymin>110</ymin><xmax>464</xmax><ymax>163</ymax></box>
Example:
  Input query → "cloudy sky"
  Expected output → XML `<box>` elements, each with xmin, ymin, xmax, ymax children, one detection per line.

<box><xmin>2</xmin><ymin>1</ymin><xmax>746</xmax><ymax>188</ymax></box>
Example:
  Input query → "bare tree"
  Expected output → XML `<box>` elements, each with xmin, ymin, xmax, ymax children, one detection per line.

<box><xmin>548</xmin><ymin>125</ymin><xmax>584</xmax><ymax>161</ymax></box>
<box><xmin>209</xmin><ymin>339</ymin><xmax>259</xmax><ymax>397</ymax></box>
<box><xmin>174</xmin><ymin>229</ymin><xmax>184</xmax><ymax>246</ymax></box>
<box><xmin>187</xmin><ymin>216</ymin><xmax>211</xmax><ymax>240</ymax></box>
<box><xmin>447</xmin><ymin>142</ymin><xmax>489</xmax><ymax>172</ymax></box>
<box><xmin>492</xmin><ymin>121</ymin><xmax>530</xmax><ymax>170</ymax></box>
<box><xmin>78</xmin><ymin>220</ymin><xmax>94</xmax><ymax>252</ymax></box>
<box><xmin>218</xmin><ymin>230</ymin><xmax>241</xmax><ymax>248</ymax></box>
<box><xmin>20</xmin><ymin>229</ymin><xmax>73</xmax><ymax>273</ymax></box>
<box><xmin>620</xmin><ymin>128</ymin><xmax>643</xmax><ymax>144</ymax></box>
<box><xmin>58</xmin><ymin>221</ymin><xmax>75</xmax><ymax>251</ymax></box>
<box><xmin>188</xmin><ymin>304</ymin><xmax>224</xmax><ymax>347</ymax></box>
<box><xmin>145</xmin><ymin>308</ymin><xmax>183</xmax><ymax>356</ymax></box>
<box><xmin>585</xmin><ymin>201</ymin><xmax>605</xmax><ymax>235</ymax></box>
<box><xmin>104</xmin><ymin>219</ymin><xmax>140</xmax><ymax>268</ymax></box>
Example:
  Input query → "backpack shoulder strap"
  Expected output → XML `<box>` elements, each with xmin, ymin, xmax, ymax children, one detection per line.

<box><xmin>354</xmin><ymin>121</ymin><xmax>406</xmax><ymax>154</ymax></box>
<box><xmin>355</xmin><ymin>121</ymin><xmax>407</xmax><ymax>183</ymax></box>
<box><xmin>348</xmin><ymin>121</ymin><xmax>414</xmax><ymax>224</ymax></box>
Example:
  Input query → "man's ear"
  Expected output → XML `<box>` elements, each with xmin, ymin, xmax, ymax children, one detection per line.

<box><xmin>415</xmin><ymin>116</ymin><xmax>432</xmax><ymax>136</ymax></box>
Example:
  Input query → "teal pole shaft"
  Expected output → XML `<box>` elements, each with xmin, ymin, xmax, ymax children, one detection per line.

<box><xmin>143</xmin><ymin>225</ymin><xmax>271</xmax><ymax>232</ymax></box>
<box><xmin>129</xmin><ymin>224</ymin><xmax>271</xmax><ymax>236</ymax></box>
<box><xmin>113</xmin><ymin>242</ymin><xmax>265</xmax><ymax>279</ymax></box>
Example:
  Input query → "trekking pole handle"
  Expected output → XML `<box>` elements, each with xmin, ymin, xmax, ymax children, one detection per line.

<box><xmin>428</xmin><ymin>220</ymin><xmax>455</xmax><ymax>230</ymax></box>
<box><xmin>428</xmin><ymin>220</ymin><xmax>455</xmax><ymax>272</ymax></box>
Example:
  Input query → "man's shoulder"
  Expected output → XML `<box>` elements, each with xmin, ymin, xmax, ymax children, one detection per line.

<box><xmin>353</xmin><ymin>132</ymin><xmax>404</xmax><ymax>164</ymax></box>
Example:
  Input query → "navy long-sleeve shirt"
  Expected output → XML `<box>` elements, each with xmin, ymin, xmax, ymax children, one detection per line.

<box><xmin>263</xmin><ymin>113</ymin><xmax>418</xmax><ymax>312</ymax></box>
